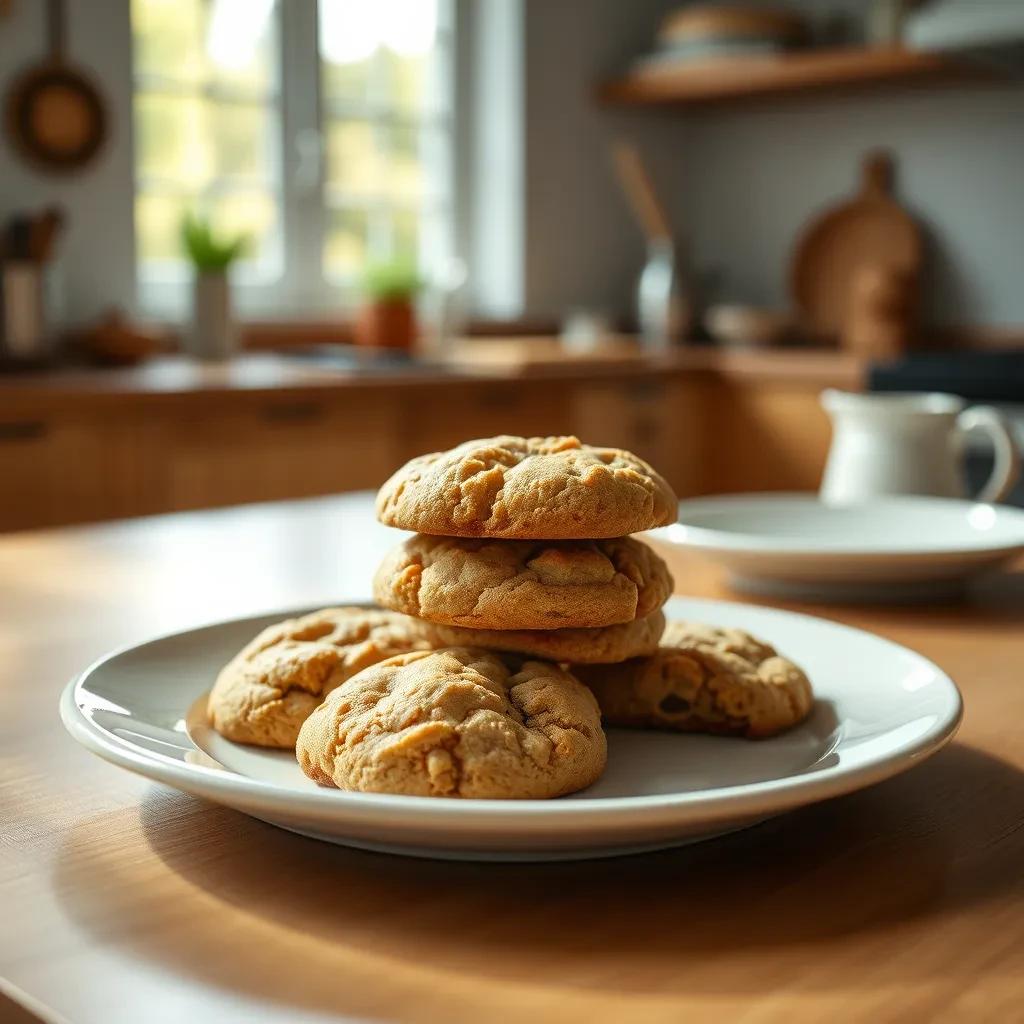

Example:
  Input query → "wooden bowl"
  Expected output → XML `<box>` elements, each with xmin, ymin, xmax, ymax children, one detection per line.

<box><xmin>705</xmin><ymin>305</ymin><xmax>797</xmax><ymax>348</ymax></box>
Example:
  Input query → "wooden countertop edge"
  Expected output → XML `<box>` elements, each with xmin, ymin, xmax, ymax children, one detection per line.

<box><xmin>0</xmin><ymin>348</ymin><xmax>865</xmax><ymax>413</ymax></box>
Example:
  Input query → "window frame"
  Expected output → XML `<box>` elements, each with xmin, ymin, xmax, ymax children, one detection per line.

<box><xmin>133</xmin><ymin>0</ymin><xmax>463</xmax><ymax>321</ymax></box>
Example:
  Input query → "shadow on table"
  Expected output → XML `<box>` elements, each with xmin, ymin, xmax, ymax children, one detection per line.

<box><xmin>54</xmin><ymin>741</ymin><xmax>1024</xmax><ymax>1014</ymax></box>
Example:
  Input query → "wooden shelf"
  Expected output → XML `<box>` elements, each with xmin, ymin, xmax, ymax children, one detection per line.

<box><xmin>597</xmin><ymin>47</ymin><xmax>1003</xmax><ymax>108</ymax></box>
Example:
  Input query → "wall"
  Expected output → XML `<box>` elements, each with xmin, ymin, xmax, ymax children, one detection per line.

<box><xmin>521</xmin><ymin>0</ymin><xmax>1024</xmax><ymax>330</ymax></box>
<box><xmin>678</xmin><ymin>80</ymin><xmax>1024</xmax><ymax>329</ymax></box>
<box><xmin>0</xmin><ymin>0</ymin><xmax>136</xmax><ymax>325</ymax></box>
<box><xmin>522</xmin><ymin>0</ymin><xmax>678</xmax><ymax>322</ymax></box>
<box><xmin>2</xmin><ymin>0</ymin><xmax>1023</xmax><ymax>331</ymax></box>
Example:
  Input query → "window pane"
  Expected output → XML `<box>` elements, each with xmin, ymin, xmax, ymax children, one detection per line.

<box><xmin>136</xmin><ymin>191</ymin><xmax>196</xmax><ymax>263</ymax></box>
<box><xmin>318</xmin><ymin>0</ymin><xmax>374</xmax><ymax>105</ymax></box>
<box><xmin>381</xmin><ymin>46</ymin><xmax>444</xmax><ymax>116</ymax></box>
<box><xmin>319</xmin><ymin>0</ymin><xmax>442</xmax><ymax>112</ymax></box>
<box><xmin>133</xmin><ymin>0</ymin><xmax>204</xmax><ymax>84</ymax></box>
<box><xmin>318</xmin><ymin>0</ymin><xmax>452</xmax><ymax>287</ymax></box>
<box><xmin>322</xmin><ymin>55</ymin><xmax>373</xmax><ymax>107</ymax></box>
<box><xmin>135</xmin><ymin>94</ymin><xmax>206</xmax><ymax>184</ymax></box>
<box><xmin>135</xmin><ymin>0</ymin><xmax>275</xmax><ymax>95</ymax></box>
<box><xmin>392</xmin><ymin>208</ymin><xmax>419</xmax><ymax>263</ymax></box>
<box><xmin>205</xmin><ymin>0</ymin><xmax>276</xmax><ymax>95</ymax></box>
<box><xmin>207</xmin><ymin>191</ymin><xmax>277</xmax><ymax>264</ymax></box>
<box><xmin>325</xmin><ymin>120</ymin><xmax>380</xmax><ymax>197</ymax></box>
<box><xmin>324</xmin><ymin>122</ymin><xmax>449</xmax><ymax>205</ymax></box>
<box><xmin>132</xmin><ymin>0</ymin><xmax>281</xmax><ymax>279</ymax></box>
<box><xmin>389</xmin><ymin>125</ymin><xmax>422</xmax><ymax>201</ymax></box>
<box><xmin>136</xmin><ymin>189</ymin><xmax>276</xmax><ymax>267</ymax></box>
<box><xmin>136</xmin><ymin>95</ymin><xmax>270</xmax><ymax>187</ymax></box>
<box><xmin>209</xmin><ymin>102</ymin><xmax>273</xmax><ymax>181</ymax></box>
<box><xmin>324</xmin><ymin>207</ymin><xmax>370</xmax><ymax>278</ymax></box>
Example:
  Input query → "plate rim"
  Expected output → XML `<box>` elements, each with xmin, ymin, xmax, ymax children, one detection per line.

<box><xmin>663</xmin><ymin>492</ymin><xmax>1024</xmax><ymax>559</ymax></box>
<box><xmin>60</xmin><ymin>597</ymin><xmax>964</xmax><ymax>829</ymax></box>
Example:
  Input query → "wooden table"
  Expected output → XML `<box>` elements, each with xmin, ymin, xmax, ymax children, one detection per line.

<box><xmin>2</xmin><ymin>494</ymin><xmax>1023</xmax><ymax>1024</ymax></box>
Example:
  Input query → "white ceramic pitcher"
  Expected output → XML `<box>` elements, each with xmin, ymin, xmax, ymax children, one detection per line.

<box><xmin>820</xmin><ymin>390</ymin><xmax>1022</xmax><ymax>504</ymax></box>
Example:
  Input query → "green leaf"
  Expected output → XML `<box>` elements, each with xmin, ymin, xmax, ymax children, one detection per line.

<box><xmin>360</xmin><ymin>259</ymin><xmax>423</xmax><ymax>301</ymax></box>
<box><xmin>181</xmin><ymin>211</ymin><xmax>250</xmax><ymax>271</ymax></box>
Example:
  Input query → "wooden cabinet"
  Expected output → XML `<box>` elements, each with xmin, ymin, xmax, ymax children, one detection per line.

<box><xmin>161</xmin><ymin>393</ymin><xmax>402</xmax><ymax>512</ymax></box>
<box><xmin>0</xmin><ymin>358</ymin><xmax>850</xmax><ymax>532</ymax></box>
<box><xmin>694</xmin><ymin>377</ymin><xmax>835</xmax><ymax>495</ymax></box>
<box><xmin>0</xmin><ymin>411</ymin><xmax>166</xmax><ymax>531</ymax></box>
<box><xmin>390</xmin><ymin>380</ymin><xmax>579</xmax><ymax>460</ymax></box>
<box><xmin>0</xmin><ymin>394</ymin><xmax>402</xmax><ymax>532</ymax></box>
<box><xmin>571</xmin><ymin>375</ymin><xmax>707</xmax><ymax>496</ymax></box>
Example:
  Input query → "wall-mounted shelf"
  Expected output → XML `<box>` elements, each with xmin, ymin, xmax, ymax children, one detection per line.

<box><xmin>597</xmin><ymin>47</ymin><xmax>1005</xmax><ymax>108</ymax></box>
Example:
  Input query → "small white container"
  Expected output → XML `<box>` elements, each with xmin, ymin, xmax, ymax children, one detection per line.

<box><xmin>820</xmin><ymin>389</ymin><xmax>1021</xmax><ymax>504</ymax></box>
<box><xmin>188</xmin><ymin>271</ymin><xmax>236</xmax><ymax>362</ymax></box>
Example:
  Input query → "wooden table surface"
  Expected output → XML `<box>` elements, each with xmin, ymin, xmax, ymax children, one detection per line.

<box><xmin>2</xmin><ymin>493</ymin><xmax>1023</xmax><ymax>1024</ymax></box>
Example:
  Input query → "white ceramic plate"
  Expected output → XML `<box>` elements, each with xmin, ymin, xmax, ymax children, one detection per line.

<box><xmin>657</xmin><ymin>493</ymin><xmax>1024</xmax><ymax>601</ymax></box>
<box><xmin>61</xmin><ymin>597</ymin><xmax>961</xmax><ymax>861</ymax></box>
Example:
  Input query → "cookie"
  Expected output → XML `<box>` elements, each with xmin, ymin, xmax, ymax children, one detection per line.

<box><xmin>373</xmin><ymin>533</ymin><xmax>673</xmax><ymax>631</ymax></box>
<box><xmin>376</xmin><ymin>435</ymin><xmax>678</xmax><ymax>540</ymax></box>
<box><xmin>576</xmin><ymin>620</ymin><xmax>813</xmax><ymax>739</ymax></box>
<box><xmin>296</xmin><ymin>647</ymin><xmax>606</xmax><ymax>798</ymax></box>
<box><xmin>208</xmin><ymin>608</ymin><xmax>437</xmax><ymax>749</ymax></box>
<box><xmin>422</xmin><ymin>609</ymin><xmax>666</xmax><ymax>664</ymax></box>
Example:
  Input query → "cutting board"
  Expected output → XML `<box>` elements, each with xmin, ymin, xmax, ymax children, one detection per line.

<box><xmin>790</xmin><ymin>151</ymin><xmax>921</xmax><ymax>341</ymax></box>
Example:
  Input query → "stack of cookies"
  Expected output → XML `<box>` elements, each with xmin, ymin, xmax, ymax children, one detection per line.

<box><xmin>370</xmin><ymin>435</ymin><xmax>679</xmax><ymax>666</ymax></box>
<box><xmin>208</xmin><ymin>435</ymin><xmax>814</xmax><ymax>801</ymax></box>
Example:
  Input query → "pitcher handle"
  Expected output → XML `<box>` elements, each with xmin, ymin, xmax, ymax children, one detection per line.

<box><xmin>957</xmin><ymin>406</ymin><xmax>1022</xmax><ymax>504</ymax></box>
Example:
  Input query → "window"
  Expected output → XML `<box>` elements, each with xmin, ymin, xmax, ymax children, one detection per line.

<box><xmin>319</xmin><ymin>0</ymin><xmax>454</xmax><ymax>281</ymax></box>
<box><xmin>131</xmin><ymin>0</ymin><xmax>454</xmax><ymax>316</ymax></box>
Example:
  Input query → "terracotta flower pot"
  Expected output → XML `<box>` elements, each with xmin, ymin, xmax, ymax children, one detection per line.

<box><xmin>354</xmin><ymin>299</ymin><xmax>416</xmax><ymax>350</ymax></box>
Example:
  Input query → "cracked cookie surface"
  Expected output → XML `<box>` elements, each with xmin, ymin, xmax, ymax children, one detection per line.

<box><xmin>422</xmin><ymin>609</ymin><xmax>666</xmax><ymax>664</ymax></box>
<box><xmin>376</xmin><ymin>435</ymin><xmax>678</xmax><ymax>539</ymax></box>
<box><xmin>575</xmin><ymin>620</ymin><xmax>814</xmax><ymax>738</ymax></box>
<box><xmin>296</xmin><ymin>647</ymin><xmax>607</xmax><ymax>798</ymax></box>
<box><xmin>208</xmin><ymin>608</ymin><xmax>437</xmax><ymax>749</ymax></box>
<box><xmin>373</xmin><ymin>533</ymin><xmax>673</xmax><ymax>630</ymax></box>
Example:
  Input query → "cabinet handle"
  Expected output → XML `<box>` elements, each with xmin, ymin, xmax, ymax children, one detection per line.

<box><xmin>477</xmin><ymin>388</ymin><xmax>521</xmax><ymax>410</ymax></box>
<box><xmin>0</xmin><ymin>420</ymin><xmax>48</xmax><ymax>442</ymax></box>
<box><xmin>260</xmin><ymin>401</ymin><xmax>326</xmax><ymax>424</ymax></box>
<box><xmin>628</xmin><ymin>382</ymin><xmax>664</xmax><ymax>402</ymax></box>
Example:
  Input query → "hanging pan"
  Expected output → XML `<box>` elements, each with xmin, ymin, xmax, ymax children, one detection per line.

<box><xmin>5</xmin><ymin>0</ymin><xmax>108</xmax><ymax>173</ymax></box>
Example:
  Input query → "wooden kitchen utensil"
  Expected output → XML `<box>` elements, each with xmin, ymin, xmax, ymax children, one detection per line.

<box><xmin>611</xmin><ymin>142</ymin><xmax>691</xmax><ymax>348</ymax></box>
<box><xmin>5</xmin><ymin>0</ymin><xmax>108</xmax><ymax>173</ymax></box>
<box><xmin>611</xmin><ymin>142</ymin><xmax>673</xmax><ymax>244</ymax></box>
<box><xmin>790</xmin><ymin>151</ymin><xmax>921</xmax><ymax>342</ymax></box>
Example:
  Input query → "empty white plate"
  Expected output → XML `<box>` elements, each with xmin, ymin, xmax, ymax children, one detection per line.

<box><xmin>61</xmin><ymin>597</ymin><xmax>961</xmax><ymax>861</ymax></box>
<box><xmin>657</xmin><ymin>493</ymin><xmax>1024</xmax><ymax>601</ymax></box>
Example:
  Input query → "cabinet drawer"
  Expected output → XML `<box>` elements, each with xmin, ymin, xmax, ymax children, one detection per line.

<box><xmin>164</xmin><ymin>395</ymin><xmax>400</xmax><ymax>511</ymax></box>
<box><xmin>0</xmin><ymin>413</ymin><xmax>162</xmax><ymax>530</ymax></box>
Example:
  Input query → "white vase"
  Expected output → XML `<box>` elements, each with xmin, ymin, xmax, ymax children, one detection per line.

<box><xmin>189</xmin><ymin>271</ymin><xmax>236</xmax><ymax>361</ymax></box>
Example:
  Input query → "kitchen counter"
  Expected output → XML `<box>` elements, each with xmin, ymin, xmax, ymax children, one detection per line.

<box><xmin>0</xmin><ymin>345</ymin><xmax>865</xmax><ymax>405</ymax></box>
<box><xmin>2</xmin><ymin>492</ymin><xmax>1022</xmax><ymax>1024</ymax></box>
<box><xmin>0</xmin><ymin>345</ymin><xmax>861</xmax><ymax>532</ymax></box>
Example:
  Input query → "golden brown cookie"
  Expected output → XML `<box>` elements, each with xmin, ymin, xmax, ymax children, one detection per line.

<box><xmin>296</xmin><ymin>647</ymin><xmax>606</xmax><ymax>799</ymax></box>
<box><xmin>576</xmin><ymin>620</ymin><xmax>814</xmax><ymax>739</ymax></box>
<box><xmin>422</xmin><ymin>609</ymin><xmax>666</xmax><ymax>664</ymax></box>
<box><xmin>208</xmin><ymin>608</ymin><xmax>437</xmax><ymax>749</ymax></box>
<box><xmin>373</xmin><ymin>533</ymin><xmax>673</xmax><ymax>630</ymax></box>
<box><xmin>376</xmin><ymin>435</ymin><xmax>678</xmax><ymax>539</ymax></box>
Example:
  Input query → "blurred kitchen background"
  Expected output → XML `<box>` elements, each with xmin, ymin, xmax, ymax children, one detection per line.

<box><xmin>2</xmin><ymin>0</ymin><xmax>1024</xmax><ymax>532</ymax></box>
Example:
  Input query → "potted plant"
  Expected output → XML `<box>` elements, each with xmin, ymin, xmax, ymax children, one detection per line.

<box><xmin>181</xmin><ymin>212</ymin><xmax>248</xmax><ymax>362</ymax></box>
<box><xmin>354</xmin><ymin>259</ymin><xmax>423</xmax><ymax>350</ymax></box>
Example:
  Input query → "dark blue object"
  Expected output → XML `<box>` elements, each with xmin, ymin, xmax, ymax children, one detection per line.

<box><xmin>869</xmin><ymin>350</ymin><xmax>1024</xmax><ymax>404</ymax></box>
